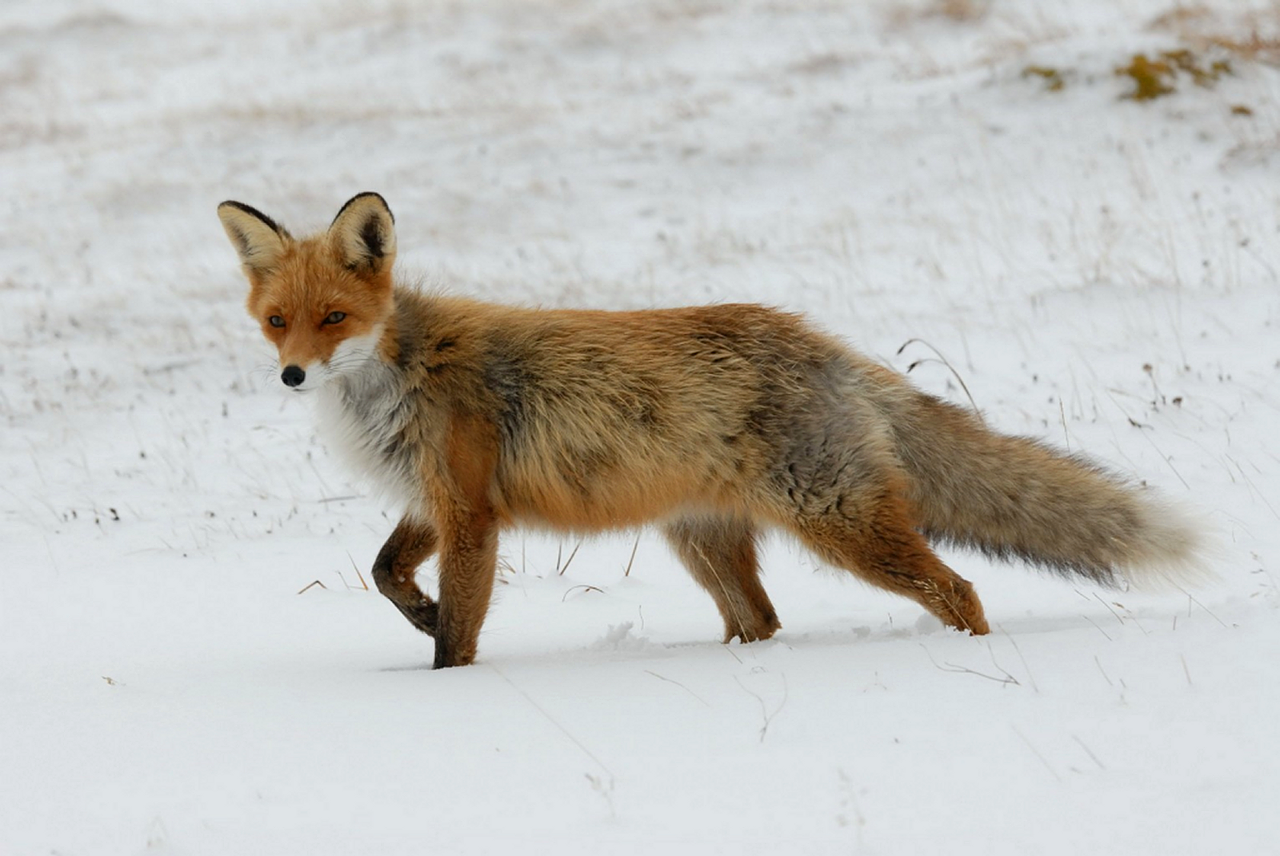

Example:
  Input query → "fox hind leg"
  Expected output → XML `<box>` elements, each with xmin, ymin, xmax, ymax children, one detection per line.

<box><xmin>786</xmin><ymin>479</ymin><xmax>990</xmax><ymax>635</ymax></box>
<box><xmin>664</xmin><ymin>516</ymin><xmax>782</xmax><ymax>643</ymax></box>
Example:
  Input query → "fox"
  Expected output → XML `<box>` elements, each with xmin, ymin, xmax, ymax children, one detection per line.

<box><xmin>217</xmin><ymin>192</ymin><xmax>1205</xmax><ymax>668</ymax></box>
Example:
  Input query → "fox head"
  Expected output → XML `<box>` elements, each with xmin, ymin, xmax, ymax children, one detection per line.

<box><xmin>217</xmin><ymin>192</ymin><xmax>398</xmax><ymax>391</ymax></box>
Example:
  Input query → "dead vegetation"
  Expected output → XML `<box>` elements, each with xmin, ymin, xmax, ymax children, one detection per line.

<box><xmin>928</xmin><ymin>0</ymin><xmax>990</xmax><ymax>23</ymax></box>
<box><xmin>1021</xmin><ymin>65</ymin><xmax>1065</xmax><ymax>92</ymax></box>
<box><xmin>885</xmin><ymin>0</ymin><xmax>990</xmax><ymax>29</ymax></box>
<box><xmin>1019</xmin><ymin>47</ymin><xmax>1234</xmax><ymax>101</ymax></box>
<box><xmin>1115</xmin><ymin>49</ymin><xmax>1232</xmax><ymax>101</ymax></box>
<box><xmin>1151</xmin><ymin>4</ymin><xmax>1280</xmax><ymax>66</ymax></box>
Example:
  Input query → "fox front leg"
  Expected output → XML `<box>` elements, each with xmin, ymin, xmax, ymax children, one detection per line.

<box><xmin>372</xmin><ymin>516</ymin><xmax>440</xmax><ymax>636</ymax></box>
<box><xmin>431</xmin><ymin>511</ymin><xmax>499</xmax><ymax>669</ymax></box>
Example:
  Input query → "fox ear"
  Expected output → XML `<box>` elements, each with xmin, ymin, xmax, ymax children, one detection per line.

<box><xmin>217</xmin><ymin>201</ymin><xmax>290</xmax><ymax>276</ymax></box>
<box><xmin>329</xmin><ymin>192</ymin><xmax>396</xmax><ymax>274</ymax></box>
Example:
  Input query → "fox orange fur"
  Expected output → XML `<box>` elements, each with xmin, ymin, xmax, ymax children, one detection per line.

<box><xmin>218</xmin><ymin>193</ymin><xmax>1204</xmax><ymax>668</ymax></box>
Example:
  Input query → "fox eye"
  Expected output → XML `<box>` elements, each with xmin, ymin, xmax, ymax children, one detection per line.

<box><xmin>268</xmin><ymin>315</ymin><xmax>285</xmax><ymax>328</ymax></box>
<box><xmin>322</xmin><ymin>311</ymin><xmax>347</xmax><ymax>325</ymax></box>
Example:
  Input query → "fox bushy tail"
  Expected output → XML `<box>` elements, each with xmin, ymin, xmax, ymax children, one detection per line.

<box><xmin>884</xmin><ymin>388</ymin><xmax>1205</xmax><ymax>588</ymax></box>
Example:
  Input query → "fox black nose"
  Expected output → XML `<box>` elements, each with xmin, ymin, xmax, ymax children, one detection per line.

<box><xmin>281</xmin><ymin>365</ymin><xmax>306</xmax><ymax>388</ymax></box>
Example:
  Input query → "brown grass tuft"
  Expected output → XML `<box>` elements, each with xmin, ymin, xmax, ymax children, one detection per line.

<box><xmin>1022</xmin><ymin>65</ymin><xmax>1066</xmax><ymax>92</ymax></box>
<box><xmin>1115</xmin><ymin>50</ymin><xmax>1231</xmax><ymax>101</ymax></box>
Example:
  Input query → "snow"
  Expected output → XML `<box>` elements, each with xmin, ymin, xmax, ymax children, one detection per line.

<box><xmin>2</xmin><ymin>0</ymin><xmax>1278</xmax><ymax>853</ymax></box>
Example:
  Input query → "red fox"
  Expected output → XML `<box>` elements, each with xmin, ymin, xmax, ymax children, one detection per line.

<box><xmin>218</xmin><ymin>192</ymin><xmax>1205</xmax><ymax>668</ymax></box>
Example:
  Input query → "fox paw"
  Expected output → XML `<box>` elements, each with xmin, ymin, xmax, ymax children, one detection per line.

<box><xmin>723</xmin><ymin>613</ymin><xmax>782</xmax><ymax>644</ymax></box>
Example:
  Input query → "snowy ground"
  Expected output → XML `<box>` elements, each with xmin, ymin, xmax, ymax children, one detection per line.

<box><xmin>2</xmin><ymin>0</ymin><xmax>1279</xmax><ymax>853</ymax></box>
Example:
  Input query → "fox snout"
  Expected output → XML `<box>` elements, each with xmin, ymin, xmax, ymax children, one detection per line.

<box><xmin>281</xmin><ymin>365</ymin><xmax>306</xmax><ymax>388</ymax></box>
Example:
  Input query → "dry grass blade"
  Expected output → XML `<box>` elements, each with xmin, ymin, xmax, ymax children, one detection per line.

<box><xmin>733</xmin><ymin>673</ymin><xmax>788</xmax><ymax>743</ymax></box>
<box><xmin>347</xmin><ymin>551</ymin><xmax>370</xmax><ymax>590</ymax></box>
<box><xmin>919</xmin><ymin>642</ymin><xmax>1019</xmax><ymax>685</ymax></box>
<box><xmin>561</xmin><ymin>584</ymin><xmax>604</xmax><ymax>602</ymax></box>
<box><xmin>1013</xmin><ymin>725</ymin><xmax>1062</xmax><ymax>783</ymax></box>
<box><xmin>558</xmin><ymin>541</ymin><xmax>583</xmax><ymax>576</ymax></box>
<box><xmin>897</xmin><ymin>338</ymin><xmax>984</xmax><ymax>423</ymax></box>
<box><xmin>645</xmin><ymin>670</ymin><xmax>711</xmax><ymax>707</ymax></box>
<box><xmin>623</xmin><ymin>534</ymin><xmax>640</xmax><ymax>577</ymax></box>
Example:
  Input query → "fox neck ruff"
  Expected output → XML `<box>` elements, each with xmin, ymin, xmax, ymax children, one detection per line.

<box><xmin>313</xmin><ymin>326</ymin><xmax>423</xmax><ymax>515</ymax></box>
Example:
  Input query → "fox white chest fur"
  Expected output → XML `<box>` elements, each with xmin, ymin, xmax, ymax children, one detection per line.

<box><xmin>312</xmin><ymin>337</ymin><xmax>422</xmax><ymax>514</ymax></box>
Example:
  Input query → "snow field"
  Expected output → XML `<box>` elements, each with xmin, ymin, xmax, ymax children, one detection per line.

<box><xmin>1</xmin><ymin>0</ymin><xmax>1278</xmax><ymax>853</ymax></box>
